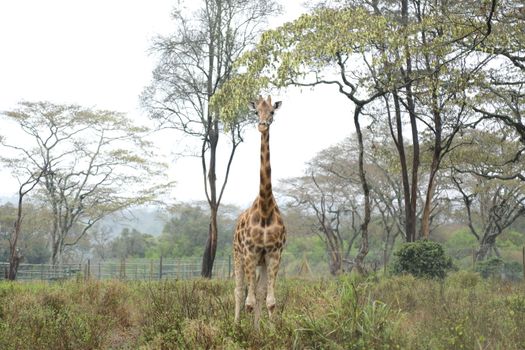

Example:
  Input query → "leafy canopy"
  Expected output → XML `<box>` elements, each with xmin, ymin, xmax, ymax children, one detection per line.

<box><xmin>211</xmin><ymin>5</ymin><xmax>485</xmax><ymax>123</ymax></box>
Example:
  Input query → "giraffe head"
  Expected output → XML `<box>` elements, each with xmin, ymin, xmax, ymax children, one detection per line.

<box><xmin>250</xmin><ymin>95</ymin><xmax>282</xmax><ymax>133</ymax></box>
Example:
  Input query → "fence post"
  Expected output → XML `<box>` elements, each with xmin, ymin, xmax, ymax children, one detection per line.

<box><xmin>86</xmin><ymin>259</ymin><xmax>91</xmax><ymax>281</ymax></box>
<box><xmin>228</xmin><ymin>255</ymin><xmax>231</xmax><ymax>279</ymax></box>
<box><xmin>159</xmin><ymin>256</ymin><xmax>163</xmax><ymax>280</ymax></box>
<box><xmin>120</xmin><ymin>258</ymin><xmax>126</xmax><ymax>280</ymax></box>
<box><xmin>472</xmin><ymin>249</ymin><xmax>476</xmax><ymax>269</ymax></box>
<box><xmin>522</xmin><ymin>246</ymin><xmax>524</xmax><ymax>281</ymax></box>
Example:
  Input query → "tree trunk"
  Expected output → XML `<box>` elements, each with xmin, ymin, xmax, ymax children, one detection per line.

<box><xmin>353</xmin><ymin>105</ymin><xmax>370</xmax><ymax>274</ymax></box>
<box><xmin>325</xmin><ymin>227</ymin><xmax>343</xmax><ymax>275</ymax></box>
<box><xmin>328</xmin><ymin>248</ymin><xmax>343</xmax><ymax>276</ymax></box>
<box><xmin>201</xmin><ymin>115</ymin><xmax>220</xmax><ymax>278</ymax></box>
<box><xmin>392</xmin><ymin>93</ymin><xmax>415</xmax><ymax>242</ymax></box>
<box><xmin>476</xmin><ymin>233</ymin><xmax>497</xmax><ymax>261</ymax></box>
<box><xmin>400</xmin><ymin>0</ymin><xmax>420</xmax><ymax>242</ymax></box>
<box><xmin>420</xmin><ymin>174</ymin><xmax>437</xmax><ymax>239</ymax></box>
<box><xmin>421</xmin><ymin>70</ymin><xmax>443</xmax><ymax>239</ymax></box>
<box><xmin>8</xmin><ymin>186</ymin><xmax>28</xmax><ymax>280</ymax></box>
<box><xmin>201</xmin><ymin>207</ymin><xmax>219</xmax><ymax>278</ymax></box>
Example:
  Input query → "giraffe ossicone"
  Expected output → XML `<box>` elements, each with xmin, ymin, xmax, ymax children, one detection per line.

<box><xmin>233</xmin><ymin>95</ymin><xmax>286</xmax><ymax>328</ymax></box>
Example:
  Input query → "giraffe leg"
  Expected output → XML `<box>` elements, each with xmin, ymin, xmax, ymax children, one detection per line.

<box><xmin>265</xmin><ymin>251</ymin><xmax>282</xmax><ymax>317</ymax></box>
<box><xmin>254</xmin><ymin>263</ymin><xmax>268</xmax><ymax>330</ymax></box>
<box><xmin>244</xmin><ymin>252</ymin><xmax>257</xmax><ymax>313</ymax></box>
<box><xmin>234</xmin><ymin>252</ymin><xmax>244</xmax><ymax>324</ymax></box>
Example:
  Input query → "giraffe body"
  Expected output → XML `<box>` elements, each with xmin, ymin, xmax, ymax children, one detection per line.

<box><xmin>233</xmin><ymin>96</ymin><xmax>286</xmax><ymax>327</ymax></box>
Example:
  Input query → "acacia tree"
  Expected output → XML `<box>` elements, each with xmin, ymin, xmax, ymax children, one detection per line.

<box><xmin>6</xmin><ymin>172</ymin><xmax>42</xmax><ymax>279</ymax></box>
<box><xmin>212</xmin><ymin>0</ymin><xmax>502</xmax><ymax>270</ymax></box>
<box><xmin>213</xmin><ymin>7</ymin><xmax>398</xmax><ymax>273</ymax></box>
<box><xmin>1</xmin><ymin>101</ymin><xmax>170</xmax><ymax>266</ymax></box>
<box><xmin>359</xmin><ymin>0</ymin><xmax>498</xmax><ymax>241</ymax></box>
<box><xmin>280</xmin><ymin>140</ymin><xmax>362</xmax><ymax>275</ymax></box>
<box><xmin>142</xmin><ymin>0</ymin><xmax>280</xmax><ymax>278</ymax></box>
<box><xmin>449</xmin><ymin>128</ymin><xmax>525</xmax><ymax>260</ymax></box>
<box><xmin>471</xmin><ymin>1</ymin><xmax>525</xmax><ymax>182</ymax></box>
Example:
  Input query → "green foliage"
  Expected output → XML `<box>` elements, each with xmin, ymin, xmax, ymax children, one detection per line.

<box><xmin>475</xmin><ymin>257</ymin><xmax>523</xmax><ymax>281</ymax></box>
<box><xmin>110</xmin><ymin>228</ymin><xmax>154</xmax><ymax>259</ymax></box>
<box><xmin>502</xmin><ymin>261</ymin><xmax>524</xmax><ymax>282</ymax></box>
<box><xmin>498</xmin><ymin>229</ymin><xmax>525</xmax><ymax>249</ymax></box>
<box><xmin>443</xmin><ymin>228</ymin><xmax>478</xmax><ymax>261</ymax></box>
<box><xmin>475</xmin><ymin>257</ymin><xmax>504</xmax><ymax>278</ymax></box>
<box><xmin>150</xmin><ymin>203</ymin><xmax>237</xmax><ymax>259</ymax></box>
<box><xmin>446</xmin><ymin>270</ymin><xmax>481</xmax><ymax>289</ymax></box>
<box><xmin>391</xmin><ymin>240</ymin><xmax>454</xmax><ymax>279</ymax></box>
<box><xmin>0</xmin><ymin>202</ymin><xmax>51</xmax><ymax>264</ymax></box>
<box><xmin>292</xmin><ymin>276</ymin><xmax>403</xmax><ymax>349</ymax></box>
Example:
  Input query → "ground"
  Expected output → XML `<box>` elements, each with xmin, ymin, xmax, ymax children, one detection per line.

<box><xmin>0</xmin><ymin>272</ymin><xmax>524</xmax><ymax>349</ymax></box>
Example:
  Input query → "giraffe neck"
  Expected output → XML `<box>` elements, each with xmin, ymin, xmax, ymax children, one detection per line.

<box><xmin>258</xmin><ymin>130</ymin><xmax>274</xmax><ymax>217</ymax></box>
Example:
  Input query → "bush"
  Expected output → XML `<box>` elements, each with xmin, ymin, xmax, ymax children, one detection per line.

<box><xmin>391</xmin><ymin>240</ymin><xmax>454</xmax><ymax>279</ymax></box>
<box><xmin>503</xmin><ymin>261</ymin><xmax>524</xmax><ymax>281</ymax></box>
<box><xmin>475</xmin><ymin>257</ymin><xmax>523</xmax><ymax>281</ymax></box>
<box><xmin>475</xmin><ymin>257</ymin><xmax>504</xmax><ymax>278</ymax></box>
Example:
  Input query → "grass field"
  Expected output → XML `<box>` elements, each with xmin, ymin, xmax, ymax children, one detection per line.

<box><xmin>0</xmin><ymin>272</ymin><xmax>524</xmax><ymax>349</ymax></box>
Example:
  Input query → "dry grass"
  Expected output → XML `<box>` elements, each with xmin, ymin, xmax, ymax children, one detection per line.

<box><xmin>0</xmin><ymin>273</ymin><xmax>523</xmax><ymax>349</ymax></box>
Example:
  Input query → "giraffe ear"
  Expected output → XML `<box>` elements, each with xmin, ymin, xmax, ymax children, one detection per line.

<box><xmin>273</xmin><ymin>101</ymin><xmax>282</xmax><ymax>110</ymax></box>
<box><xmin>249</xmin><ymin>101</ymin><xmax>257</xmax><ymax>112</ymax></box>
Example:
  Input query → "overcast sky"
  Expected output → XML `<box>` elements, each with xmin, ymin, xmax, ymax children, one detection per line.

<box><xmin>0</xmin><ymin>0</ymin><xmax>354</xmax><ymax>207</ymax></box>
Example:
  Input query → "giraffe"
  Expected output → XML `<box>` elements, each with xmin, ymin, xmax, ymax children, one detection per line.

<box><xmin>233</xmin><ymin>95</ymin><xmax>286</xmax><ymax>328</ymax></box>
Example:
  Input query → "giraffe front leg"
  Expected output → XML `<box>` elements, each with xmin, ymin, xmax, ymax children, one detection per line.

<box><xmin>265</xmin><ymin>251</ymin><xmax>282</xmax><ymax>317</ymax></box>
<box><xmin>244</xmin><ymin>254</ymin><xmax>257</xmax><ymax>313</ymax></box>
<box><xmin>234</xmin><ymin>254</ymin><xmax>244</xmax><ymax>323</ymax></box>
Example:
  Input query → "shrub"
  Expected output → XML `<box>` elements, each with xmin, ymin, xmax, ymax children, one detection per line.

<box><xmin>475</xmin><ymin>257</ymin><xmax>504</xmax><ymax>278</ymax></box>
<box><xmin>475</xmin><ymin>257</ymin><xmax>523</xmax><ymax>281</ymax></box>
<box><xmin>446</xmin><ymin>270</ymin><xmax>481</xmax><ymax>289</ymax></box>
<box><xmin>391</xmin><ymin>240</ymin><xmax>454</xmax><ymax>279</ymax></box>
<box><xmin>503</xmin><ymin>261</ymin><xmax>523</xmax><ymax>281</ymax></box>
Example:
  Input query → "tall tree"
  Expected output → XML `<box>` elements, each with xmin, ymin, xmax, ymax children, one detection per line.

<box><xmin>213</xmin><ymin>6</ymin><xmax>395</xmax><ymax>273</ymax></box>
<box><xmin>213</xmin><ymin>1</ymin><xmax>500</xmax><ymax>269</ymax></box>
<box><xmin>0</xmin><ymin>145</ymin><xmax>45</xmax><ymax>279</ymax></box>
<box><xmin>1</xmin><ymin>101</ymin><xmax>170</xmax><ymax>266</ymax></box>
<box><xmin>449</xmin><ymin>128</ymin><xmax>525</xmax><ymax>260</ymax></box>
<box><xmin>280</xmin><ymin>141</ymin><xmax>362</xmax><ymax>275</ymax></box>
<box><xmin>142</xmin><ymin>0</ymin><xmax>280</xmax><ymax>278</ymax></box>
<box><xmin>471</xmin><ymin>1</ymin><xmax>525</xmax><ymax>181</ymax></box>
<box><xmin>359</xmin><ymin>0</ymin><xmax>497</xmax><ymax>241</ymax></box>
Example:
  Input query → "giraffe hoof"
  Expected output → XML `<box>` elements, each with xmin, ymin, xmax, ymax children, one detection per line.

<box><xmin>246</xmin><ymin>303</ymin><xmax>254</xmax><ymax>313</ymax></box>
<box><xmin>267</xmin><ymin>303</ymin><xmax>275</xmax><ymax>315</ymax></box>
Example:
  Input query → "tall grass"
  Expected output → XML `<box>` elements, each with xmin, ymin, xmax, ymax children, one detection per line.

<box><xmin>0</xmin><ymin>273</ymin><xmax>523</xmax><ymax>349</ymax></box>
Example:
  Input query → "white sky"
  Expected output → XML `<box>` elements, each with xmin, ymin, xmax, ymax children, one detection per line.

<box><xmin>0</xmin><ymin>0</ymin><xmax>354</xmax><ymax>207</ymax></box>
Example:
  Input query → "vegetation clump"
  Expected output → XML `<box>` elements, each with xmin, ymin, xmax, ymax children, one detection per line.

<box><xmin>1</xmin><ymin>275</ymin><xmax>525</xmax><ymax>349</ymax></box>
<box><xmin>391</xmin><ymin>240</ymin><xmax>454</xmax><ymax>279</ymax></box>
<box><xmin>475</xmin><ymin>257</ymin><xmax>524</xmax><ymax>281</ymax></box>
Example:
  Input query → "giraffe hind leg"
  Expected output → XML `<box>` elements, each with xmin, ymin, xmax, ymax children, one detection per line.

<box><xmin>234</xmin><ymin>253</ymin><xmax>244</xmax><ymax>324</ymax></box>
<box><xmin>254</xmin><ymin>262</ymin><xmax>268</xmax><ymax>330</ymax></box>
<box><xmin>265</xmin><ymin>251</ymin><xmax>282</xmax><ymax>317</ymax></box>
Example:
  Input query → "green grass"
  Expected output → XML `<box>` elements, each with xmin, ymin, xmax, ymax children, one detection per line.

<box><xmin>0</xmin><ymin>273</ymin><xmax>524</xmax><ymax>349</ymax></box>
